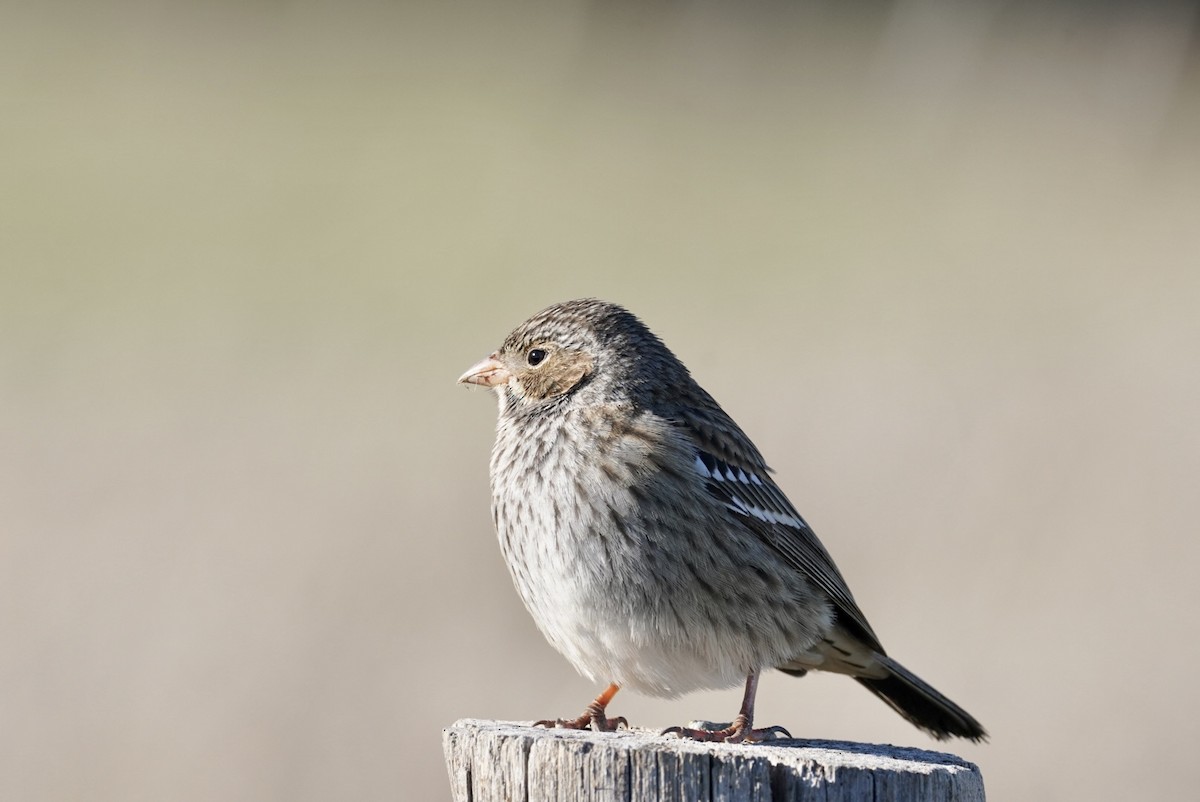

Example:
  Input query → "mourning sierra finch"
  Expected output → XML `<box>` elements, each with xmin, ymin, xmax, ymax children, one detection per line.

<box><xmin>459</xmin><ymin>298</ymin><xmax>986</xmax><ymax>743</ymax></box>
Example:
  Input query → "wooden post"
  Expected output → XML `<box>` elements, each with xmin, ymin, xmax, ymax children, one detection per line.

<box><xmin>444</xmin><ymin>719</ymin><xmax>985</xmax><ymax>802</ymax></box>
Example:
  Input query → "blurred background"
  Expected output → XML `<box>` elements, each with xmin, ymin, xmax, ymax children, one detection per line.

<box><xmin>3</xmin><ymin>0</ymin><xmax>1198</xmax><ymax>799</ymax></box>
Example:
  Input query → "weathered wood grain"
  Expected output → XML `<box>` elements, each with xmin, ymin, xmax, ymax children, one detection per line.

<box><xmin>443</xmin><ymin>719</ymin><xmax>984</xmax><ymax>802</ymax></box>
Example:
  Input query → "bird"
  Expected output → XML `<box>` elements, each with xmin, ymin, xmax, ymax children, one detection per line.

<box><xmin>458</xmin><ymin>298</ymin><xmax>986</xmax><ymax>743</ymax></box>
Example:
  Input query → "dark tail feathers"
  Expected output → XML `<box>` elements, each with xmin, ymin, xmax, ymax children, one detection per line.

<box><xmin>855</xmin><ymin>654</ymin><xmax>987</xmax><ymax>742</ymax></box>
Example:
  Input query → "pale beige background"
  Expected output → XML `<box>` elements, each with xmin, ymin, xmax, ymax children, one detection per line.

<box><xmin>3</xmin><ymin>1</ymin><xmax>1198</xmax><ymax>800</ymax></box>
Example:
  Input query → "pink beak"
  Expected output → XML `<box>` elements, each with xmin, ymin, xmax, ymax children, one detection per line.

<box><xmin>458</xmin><ymin>353</ymin><xmax>511</xmax><ymax>388</ymax></box>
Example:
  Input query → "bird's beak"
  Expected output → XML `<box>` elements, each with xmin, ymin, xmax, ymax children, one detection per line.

<box><xmin>458</xmin><ymin>353</ymin><xmax>511</xmax><ymax>388</ymax></box>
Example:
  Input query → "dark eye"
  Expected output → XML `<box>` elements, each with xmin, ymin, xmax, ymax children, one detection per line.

<box><xmin>527</xmin><ymin>348</ymin><xmax>547</xmax><ymax>366</ymax></box>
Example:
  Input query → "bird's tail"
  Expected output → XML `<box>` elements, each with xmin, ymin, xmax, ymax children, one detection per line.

<box><xmin>855</xmin><ymin>654</ymin><xmax>987</xmax><ymax>742</ymax></box>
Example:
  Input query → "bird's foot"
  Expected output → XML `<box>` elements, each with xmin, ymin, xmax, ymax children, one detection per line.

<box><xmin>534</xmin><ymin>683</ymin><xmax>626</xmax><ymax>732</ymax></box>
<box><xmin>662</xmin><ymin>717</ymin><xmax>791</xmax><ymax>744</ymax></box>
<box><xmin>534</xmin><ymin>712</ymin><xmax>628</xmax><ymax>732</ymax></box>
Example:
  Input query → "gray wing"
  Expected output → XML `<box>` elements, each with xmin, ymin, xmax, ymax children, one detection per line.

<box><xmin>663</xmin><ymin>392</ymin><xmax>883</xmax><ymax>651</ymax></box>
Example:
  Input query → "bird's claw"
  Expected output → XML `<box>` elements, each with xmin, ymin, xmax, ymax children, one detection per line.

<box><xmin>534</xmin><ymin>714</ymin><xmax>628</xmax><ymax>732</ymax></box>
<box><xmin>662</xmin><ymin>721</ymin><xmax>791</xmax><ymax>743</ymax></box>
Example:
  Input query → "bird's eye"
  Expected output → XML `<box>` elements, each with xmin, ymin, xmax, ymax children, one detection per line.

<box><xmin>527</xmin><ymin>348</ymin><xmax>547</xmax><ymax>366</ymax></box>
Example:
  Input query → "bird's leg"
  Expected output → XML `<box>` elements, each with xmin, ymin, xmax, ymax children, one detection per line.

<box><xmin>662</xmin><ymin>669</ymin><xmax>791</xmax><ymax>743</ymax></box>
<box><xmin>535</xmin><ymin>682</ymin><xmax>627</xmax><ymax>732</ymax></box>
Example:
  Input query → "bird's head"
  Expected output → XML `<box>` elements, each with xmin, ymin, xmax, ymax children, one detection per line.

<box><xmin>458</xmin><ymin>298</ymin><xmax>680</xmax><ymax>412</ymax></box>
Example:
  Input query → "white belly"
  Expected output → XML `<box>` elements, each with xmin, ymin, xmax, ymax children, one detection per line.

<box><xmin>489</xmin><ymin>411</ymin><xmax>831</xmax><ymax>697</ymax></box>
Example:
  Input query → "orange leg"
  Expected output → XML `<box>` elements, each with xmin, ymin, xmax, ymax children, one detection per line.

<box><xmin>535</xmin><ymin>683</ymin><xmax>627</xmax><ymax>732</ymax></box>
